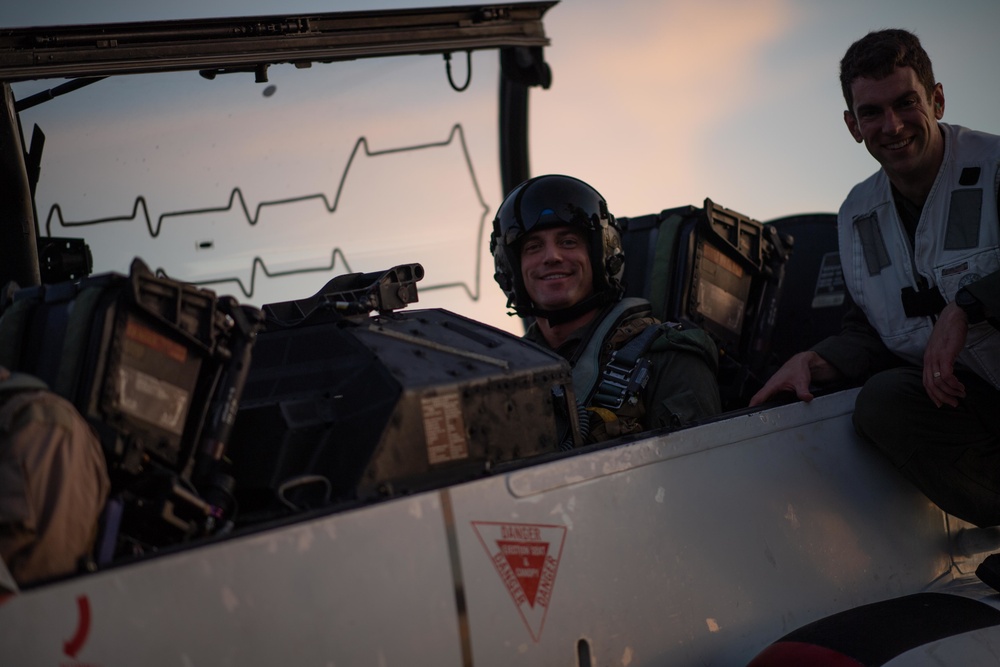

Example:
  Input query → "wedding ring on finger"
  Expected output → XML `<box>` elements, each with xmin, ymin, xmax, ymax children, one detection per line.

<box><xmin>933</xmin><ymin>371</ymin><xmax>942</xmax><ymax>379</ymax></box>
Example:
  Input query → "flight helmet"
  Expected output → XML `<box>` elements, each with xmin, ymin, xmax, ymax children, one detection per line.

<box><xmin>490</xmin><ymin>174</ymin><xmax>625</xmax><ymax>321</ymax></box>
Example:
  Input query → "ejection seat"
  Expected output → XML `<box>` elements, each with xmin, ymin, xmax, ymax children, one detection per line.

<box><xmin>619</xmin><ymin>200</ymin><xmax>847</xmax><ymax>410</ymax></box>
<box><xmin>0</xmin><ymin>259</ymin><xmax>263</xmax><ymax>567</ymax></box>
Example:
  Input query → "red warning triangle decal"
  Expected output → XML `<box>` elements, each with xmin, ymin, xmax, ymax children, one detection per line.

<box><xmin>472</xmin><ymin>521</ymin><xmax>567</xmax><ymax>642</ymax></box>
<box><xmin>496</xmin><ymin>539</ymin><xmax>549</xmax><ymax>606</ymax></box>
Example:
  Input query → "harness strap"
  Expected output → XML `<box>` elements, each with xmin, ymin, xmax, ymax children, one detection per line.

<box><xmin>591</xmin><ymin>321</ymin><xmax>670</xmax><ymax>410</ymax></box>
<box><xmin>570</xmin><ymin>297</ymin><xmax>650</xmax><ymax>405</ymax></box>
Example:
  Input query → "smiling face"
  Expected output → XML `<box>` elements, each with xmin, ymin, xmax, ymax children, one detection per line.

<box><xmin>844</xmin><ymin>65</ymin><xmax>945</xmax><ymax>201</ymax></box>
<box><xmin>519</xmin><ymin>226</ymin><xmax>594</xmax><ymax>312</ymax></box>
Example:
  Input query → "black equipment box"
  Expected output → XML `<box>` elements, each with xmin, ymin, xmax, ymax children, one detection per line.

<box><xmin>620</xmin><ymin>199</ymin><xmax>793</xmax><ymax>408</ymax></box>
<box><xmin>227</xmin><ymin>267</ymin><xmax>577</xmax><ymax>518</ymax></box>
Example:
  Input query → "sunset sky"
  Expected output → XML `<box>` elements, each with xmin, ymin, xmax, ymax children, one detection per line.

<box><xmin>5</xmin><ymin>0</ymin><xmax>999</xmax><ymax>334</ymax></box>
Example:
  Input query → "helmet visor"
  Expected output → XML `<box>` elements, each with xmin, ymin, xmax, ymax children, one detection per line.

<box><xmin>498</xmin><ymin>175</ymin><xmax>607</xmax><ymax>246</ymax></box>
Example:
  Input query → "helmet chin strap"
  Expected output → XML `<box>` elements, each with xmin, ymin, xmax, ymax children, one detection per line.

<box><xmin>524</xmin><ymin>290</ymin><xmax>615</xmax><ymax>326</ymax></box>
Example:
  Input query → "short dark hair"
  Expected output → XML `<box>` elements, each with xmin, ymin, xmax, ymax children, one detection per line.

<box><xmin>839</xmin><ymin>29</ymin><xmax>936</xmax><ymax>112</ymax></box>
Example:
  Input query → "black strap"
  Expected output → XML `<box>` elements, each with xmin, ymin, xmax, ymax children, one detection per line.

<box><xmin>900</xmin><ymin>284</ymin><xmax>946</xmax><ymax>318</ymax></box>
<box><xmin>591</xmin><ymin>322</ymin><xmax>675</xmax><ymax>410</ymax></box>
<box><xmin>570</xmin><ymin>297</ymin><xmax>651</xmax><ymax>405</ymax></box>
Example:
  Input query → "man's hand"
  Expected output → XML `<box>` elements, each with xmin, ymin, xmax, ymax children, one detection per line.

<box><xmin>923</xmin><ymin>302</ymin><xmax>968</xmax><ymax>407</ymax></box>
<box><xmin>749</xmin><ymin>351</ymin><xmax>839</xmax><ymax>407</ymax></box>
